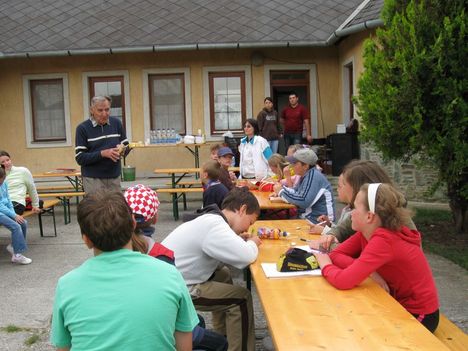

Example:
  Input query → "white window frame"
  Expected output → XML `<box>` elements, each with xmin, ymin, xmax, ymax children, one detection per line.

<box><xmin>82</xmin><ymin>70</ymin><xmax>132</xmax><ymax>141</ymax></box>
<box><xmin>142</xmin><ymin>68</ymin><xmax>192</xmax><ymax>141</ymax></box>
<box><xmin>22</xmin><ymin>73</ymin><xmax>72</xmax><ymax>148</ymax></box>
<box><xmin>203</xmin><ymin>65</ymin><xmax>252</xmax><ymax>140</ymax></box>
<box><xmin>342</xmin><ymin>57</ymin><xmax>355</xmax><ymax>124</ymax></box>
<box><xmin>263</xmin><ymin>64</ymin><xmax>318</xmax><ymax>139</ymax></box>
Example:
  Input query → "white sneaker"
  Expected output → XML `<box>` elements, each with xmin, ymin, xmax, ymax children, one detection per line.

<box><xmin>6</xmin><ymin>244</ymin><xmax>14</xmax><ymax>256</ymax></box>
<box><xmin>11</xmin><ymin>254</ymin><xmax>32</xmax><ymax>265</ymax></box>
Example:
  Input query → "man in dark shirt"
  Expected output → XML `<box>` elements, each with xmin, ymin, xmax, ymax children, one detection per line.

<box><xmin>280</xmin><ymin>92</ymin><xmax>312</xmax><ymax>151</ymax></box>
<box><xmin>75</xmin><ymin>96</ymin><xmax>128</xmax><ymax>193</ymax></box>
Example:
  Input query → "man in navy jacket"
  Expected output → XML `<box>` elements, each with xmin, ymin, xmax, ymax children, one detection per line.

<box><xmin>75</xmin><ymin>96</ymin><xmax>129</xmax><ymax>193</ymax></box>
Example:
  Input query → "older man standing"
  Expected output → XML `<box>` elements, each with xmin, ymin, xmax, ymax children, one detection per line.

<box><xmin>75</xmin><ymin>96</ymin><xmax>129</xmax><ymax>193</ymax></box>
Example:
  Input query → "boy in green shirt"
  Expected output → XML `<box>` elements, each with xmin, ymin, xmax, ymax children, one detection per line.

<box><xmin>50</xmin><ymin>191</ymin><xmax>198</xmax><ymax>351</ymax></box>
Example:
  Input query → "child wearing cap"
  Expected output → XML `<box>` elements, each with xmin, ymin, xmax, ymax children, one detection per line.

<box><xmin>273</xmin><ymin>148</ymin><xmax>335</xmax><ymax>224</ymax></box>
<box><xmin>124</xmin><ymin>184</ymin><xmax>176</xmax><ymax>264</ymax></box>
<box><xmin>217</xmin><ymin>146</ymin><xmax>237</xmax><ymax>190</ymax></box>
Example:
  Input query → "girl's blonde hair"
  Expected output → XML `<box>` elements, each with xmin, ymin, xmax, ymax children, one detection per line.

<box><xmin>268</xmin><ymin>153</ymin><xmax>288</xmax><ymax>178</ymax></box>
<box><xmin>360</xmin><ymin>183</ymin><xmax>412</xmax><ymax>231</ymax></box>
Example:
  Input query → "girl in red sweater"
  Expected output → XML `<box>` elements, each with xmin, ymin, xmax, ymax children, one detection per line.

<box><xmin>314</xmin><ymin>183</ymin><xmax>440</xmax><ymax>332</ymax></box>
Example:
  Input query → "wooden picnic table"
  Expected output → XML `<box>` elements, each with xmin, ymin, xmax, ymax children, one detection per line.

<box><xmin>249</xmin><ymin>219</ymin><xmax>449</xmax><ymax>351</ymax></box>
<box><xmin>33</xmin><ymin>170</ymin><xmax>82</xmax><ymax>192</ymax></box>
<box><xmin>154</xmin><ymin>167</ymin><xmax>240</xmax><ymax>187</ymax></box>
<box><xmin>153</xmin><ymin>167</ymin><xmax>240</xmax><ymax>220</ymax></box>
<box><xmin>250</xmin><ymin>190</ymin><xmax>296</xmax><ymax>210</ymax></box>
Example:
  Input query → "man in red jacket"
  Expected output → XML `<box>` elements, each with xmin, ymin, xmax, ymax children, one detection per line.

<box><xmin>280</xmin><ymin>92</ymin><xmax>312</xmax><ymax>150</ymax></box>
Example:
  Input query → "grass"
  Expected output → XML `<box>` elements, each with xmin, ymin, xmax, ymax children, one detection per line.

<box><xmin>3</xmin><ymin>325</ymin><xmax>22</xmax><ymax>333</ymax></box>
<box><xmin>24</xmin><ymin>334</ymin><xmax>40</xmax><ymax>346</ymax></box>
<box><xmin>413</xmin><ymin>208</ymin><xmax>468</xmax><ymax>270</ymax></box>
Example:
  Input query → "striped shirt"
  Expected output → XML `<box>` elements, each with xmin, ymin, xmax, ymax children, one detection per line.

<box><xmin>75</xmin><ymin>117</ymin><xmax>128</xmax><ymax>179</ymax></box>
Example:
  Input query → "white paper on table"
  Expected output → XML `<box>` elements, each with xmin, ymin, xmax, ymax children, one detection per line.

<box><xmin>268</xmin><ymin>196</ymin><xmax>286</xmax><ymax>203</ymax></box>
<box><xmin>261</xmin><ymin>263</ymin><xmax>322</xmax><ymax>278</ymax></box>
<box><xmin>295</xmin><ymin>245</ymin><xmax>322</xmax><ymax>254</ymax></box>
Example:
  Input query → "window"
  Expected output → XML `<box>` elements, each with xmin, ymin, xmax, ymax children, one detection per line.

<box><xmin>208</xmin><ymin>72</ymin><xmax>246</xmax><ymax>134</ymax></box>
<box><xmin>89</xmin><ymin>76</ymin><xmax>126</xmax><ymax>132</ymax></box>
<box><xmin>30</xmin><ymin>79</ymin><xmax>66</xmax><ymax>141</ymax></box>
<box><xmin>23</xmin><ymin>73</ymin><xmax>72</xmax><ymax>148</ymax></box>
<box><xmin>148</xmin><ymin>74</ymin><xmax>186</xmax><ymax>134</ymax></box>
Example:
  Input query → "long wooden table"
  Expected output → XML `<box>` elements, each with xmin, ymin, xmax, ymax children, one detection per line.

<box><xmin>33</xmin><ymin>170</ymin><xmax>82</xmax><ymax>191</ymax></box>
<box><xmin>249</xmin><ymin>219</ymin><xmax>449</xmax><ymax>351</ymax></box>
<box><xmin>250</xmin><ymin>190</ymin><xmax>296</xmax><ymax>210</ymax></box>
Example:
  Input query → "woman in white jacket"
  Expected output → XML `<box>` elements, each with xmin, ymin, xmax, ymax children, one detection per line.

<box><xmin>239</xmin><ymin>118</ymin><xmax>273</xmax><ymax>180</ymax></box>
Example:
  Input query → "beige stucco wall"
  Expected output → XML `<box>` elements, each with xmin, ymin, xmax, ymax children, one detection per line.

<box><xmin>0</xmin><ymin>39</ymin><xmax>370</xmax><ymax>175</ymax></box>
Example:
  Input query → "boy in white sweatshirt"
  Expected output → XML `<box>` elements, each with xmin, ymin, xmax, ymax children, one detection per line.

<box><xmin>162</xmin><ymin>187</ymin><xmax>262</xmax><ymax>351</ymax></box>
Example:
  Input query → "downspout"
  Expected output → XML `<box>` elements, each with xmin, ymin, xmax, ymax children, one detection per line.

<box><xmin>326</xmin><ymin>19</ymin><xmax>383</xmax><ymax>46</ymax></box>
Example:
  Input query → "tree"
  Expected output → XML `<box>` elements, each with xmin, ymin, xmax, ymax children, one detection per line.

<box><xmin>357</xmin><ymin>0</ymin><xmax>468</xmax><ymax>233</ymax></box>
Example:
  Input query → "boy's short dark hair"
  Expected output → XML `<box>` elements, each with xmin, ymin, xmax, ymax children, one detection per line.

<box><xmin>221</xmin><ymin>187</ymin><xmax>260</xmax><ymax>215</ymax></box>
<box><xmin>202</xmin><ymin>160</ymin><xmax>222</xmax><ymax>180</ymax></box>
<box><xmin>77</xmin><ymin>191</ymin><xmax>134</xmax><ymax>251</ymax></box>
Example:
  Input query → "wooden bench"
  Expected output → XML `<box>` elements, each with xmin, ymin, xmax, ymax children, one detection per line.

<box><xmin>36</xmin><ymin>185</ymin><xmax>76</xmax><ymax>192</ymax></box>
<box><xmin>22</xmin><ymin>199</ymin><xmax>61</xmax><ymax>237</ymax></box>
<box><xmin>165</xmin><ymin>180</ymin><xmax>202</xmax><ymax>187</ymax></box>
<box><xmin>434</xmin><ymin>314</ymin><xmax>468</xmax><ymax>351</ymax></box>
<box><xmin>38</xmin><ymin>192</ymin><xmax>86</xmax><ymax>224</ymax></box>
<box><xmin>157</xmin><ymin>188</ymin><xmax>203</xmax><ymax>220</ymax></box>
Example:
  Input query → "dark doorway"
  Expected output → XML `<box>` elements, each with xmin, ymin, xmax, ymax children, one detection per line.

<box><xmin>270</xmin><ymin>70</ymin><xmax>310</xmax><ymax>154</ymax></box>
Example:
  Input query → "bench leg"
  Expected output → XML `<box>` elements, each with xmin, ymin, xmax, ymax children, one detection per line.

<box><xmin>38</xmin><ymin>211</ymin><xmax>44</xmax><ymax>237</ymax></box>
<box><xmin>244</xmin><ymin>267</ymin><xmax>252</xmax><ymax>291</ymax></box>
<box><xmin>172</xmin><ymin>193</ymin><xmax>179</xmax><ymax>221</ymax></box>
<box><xmin>60</xmin><ymin>198</ymin><xmax>71</xmax><ymax>224</ymax></box>
<box><xmin>182</xmin><ymin>186</ymin><xmax>187</xmax><ymax>210</ymax></box>
<box><xmin>38</xmin><ymin>206</ymin><xmax>58</xmax><ymax>237</ymax></box>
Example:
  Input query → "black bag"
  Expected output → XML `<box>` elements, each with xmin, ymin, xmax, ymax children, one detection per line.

<box><xmin>276</xmin><ymin>247</ymin><xmax>319</xmax><ymax>272</ymax></box>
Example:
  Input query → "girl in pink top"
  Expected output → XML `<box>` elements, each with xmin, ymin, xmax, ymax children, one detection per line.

<box><xmin>314</xmin><ymin>183</ymin><xmax>440</xmax><ymax>332</ymax></box>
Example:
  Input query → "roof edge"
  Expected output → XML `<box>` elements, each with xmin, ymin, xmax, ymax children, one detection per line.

<box><xmin>0</xmin><ymin>21</ymin><xmax>382</xmax><ymax>60</ymax></box>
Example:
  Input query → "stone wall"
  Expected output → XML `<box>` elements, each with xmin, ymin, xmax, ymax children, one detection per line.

<box><xmin>360</xmin><ymin>144</ymin><xmax>448</xmax><ymax>204</ymax></box>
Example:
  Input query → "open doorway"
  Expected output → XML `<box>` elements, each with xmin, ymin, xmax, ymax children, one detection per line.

<box><xmin>270</xmin><ymin>70</ymin><xmax>310</xmax><ymax>153</ymax></box>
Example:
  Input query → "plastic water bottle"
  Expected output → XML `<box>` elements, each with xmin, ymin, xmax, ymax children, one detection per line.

<box><xmin>171</xmin><ymin>128</ymin><xmax>176</xmax><ymax>143</ymax></box>
<box><xmin>156</xmin><ymin>129</ymin><xmax>161</xmax><ymax>144</ymax></box>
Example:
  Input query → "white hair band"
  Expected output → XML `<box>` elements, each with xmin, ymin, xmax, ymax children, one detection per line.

<box><xmin>368</xmin><ymin>183</ymin><xmax>382</xmax><ymax>213</ymax></box>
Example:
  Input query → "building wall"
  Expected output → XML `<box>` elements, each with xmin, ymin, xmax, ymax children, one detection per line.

<box><xmin>0</xmin><ymin>38</ymin><xmax>365</xmax><ymax>175</ymax></box>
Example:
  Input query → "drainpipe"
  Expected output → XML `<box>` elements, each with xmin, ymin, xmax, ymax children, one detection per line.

<box><xmin>326</xmin><ymin>19</ymin><xmax>383</xmax><ymax>46</ymax></box>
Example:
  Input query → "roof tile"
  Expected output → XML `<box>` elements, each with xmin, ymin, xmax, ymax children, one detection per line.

<box><xmin>0</xmin><ymin>0</ymin><xmax>382</xmax><ymax>55</ymax></box>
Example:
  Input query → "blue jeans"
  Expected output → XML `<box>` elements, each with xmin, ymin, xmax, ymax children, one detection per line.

<box><xmin>0</xmin><ymin>214</ymin><xmax>28</xmax><ymax>254</ymax></box>
<box><xmin>268</xmin><ymin>139</ymin><xmax>279</xmax><ymax>154</ymax></box>
<box><xmin>284</xmin><ymin>133</ymin><xmax>302</xmax><ymax>152</ymax></box>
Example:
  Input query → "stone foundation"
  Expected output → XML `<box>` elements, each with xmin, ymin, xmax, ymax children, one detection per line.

<box><xmin>360</xmin><ymin>144</ymin><xmax>448</xmax><ymax>203</ymax></box>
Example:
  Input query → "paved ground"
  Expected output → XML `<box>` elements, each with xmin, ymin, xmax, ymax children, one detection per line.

<box><xmin>0</xmin><ymin>180</ymin><xmax>466</xmax><ymax>350</ymax></box>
